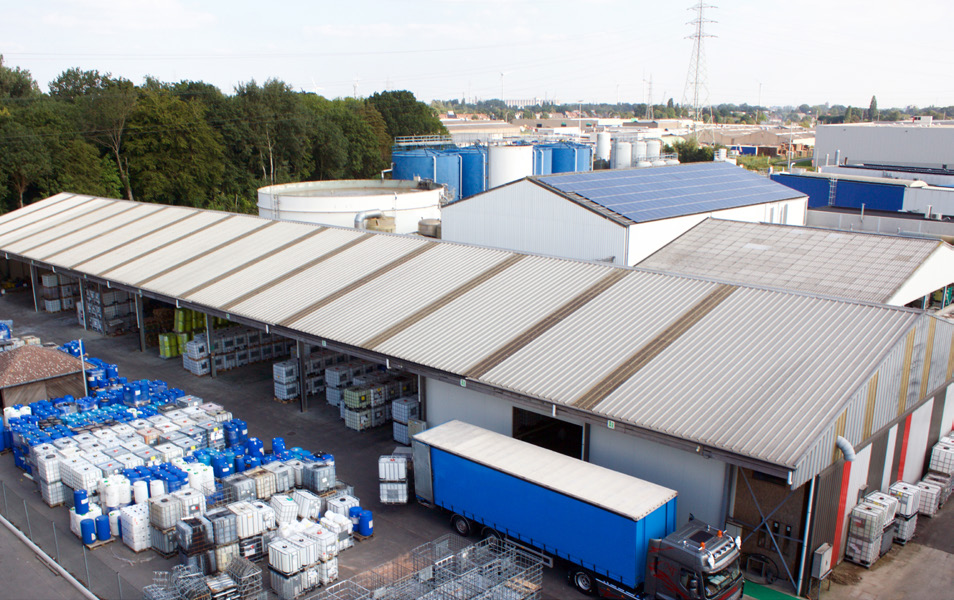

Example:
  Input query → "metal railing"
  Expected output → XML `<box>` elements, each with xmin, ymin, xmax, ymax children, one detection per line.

<box><xmin>0</xmin><ymin>479</ymin><xmax>140</xmax><ymax>600</ymax></box>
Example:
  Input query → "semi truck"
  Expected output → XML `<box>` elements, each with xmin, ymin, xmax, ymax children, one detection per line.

<box><xmin>412</xmin><ymin>421</ymin><xmax>743</xmax><ymax>600</ymax></box>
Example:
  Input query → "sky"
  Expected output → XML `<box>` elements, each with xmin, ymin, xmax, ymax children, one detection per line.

<box><xmin>1</xmin><ymin>0</ymin><xmax>951</xmax><ymax>109</ymax></box>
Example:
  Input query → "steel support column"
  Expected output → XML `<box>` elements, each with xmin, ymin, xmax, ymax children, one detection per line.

<box><xmin>739</xmin><ymin>469</ymin><xmax>799</xmax><ymax>593</ymax></box>
<box><xmin>135</xmin><ymin>294</ymin><xmax>146</xmax><ymax>352</ymax></box>
<box><xmin>205</xmin><ymin>312</ymin><xmax>216</xmax><ymax>378</ymax></box>
<box><xmin>29</xmin><ymin>263</ymin><xmax>40</xmax><ymax>312</ymax></box>
<box><xmin>297</xmin><ymin>339</ymin><xmax>308</xmax><ymax>413</ymax></box>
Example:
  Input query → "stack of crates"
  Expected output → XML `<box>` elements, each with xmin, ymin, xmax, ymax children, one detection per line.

<box><xmin>339</xmin><ymin>370</ymin><xmax>417</xmax><ymax>433</ymax></box>
<box><xmin>378</xmin><ymin>455</ymin><xmax>411</xmax><ymax>504</ymax></box>
<box><xmin>205</xmin><ymin>507</ymin><xmax>240</xmax><ymax>574</ymax></box>
<box><xmin>325</xmin><ymin>360</ymin><xmax>377</xmax><ymax>409</ymax></box>
<box><xmin>40</xmin><ymin>272</ymin><xmax>78</xmax><ymax>313</ymax></box>
<box><xmin>273</xmin><ymin>359</ymin><xmax>299</xmax><ymax>400</ymax></box>
<box><xmin>888</xmin><ymin>481</ymin><xmax>921</xmax><ymax>543</ymax></box>
<box><xmin>391</xmin><ymin>396</ymin><xmax>420</xmax><ymax>445</ymax></box>
<box><xmin>177</xmin><ymin>515</ymin><xmax>216</xmax><ymax>573</ymax></box>
<box><xmin>864</xmin><ymin>491</ymin><xmax>898</xmax><ymax>557</ymax></box>
<box><xmin>845</xmin><ymin>501</ymin><xmax>888</xmax><ymax>567</ymax></box>
<box><xmin>184</xmin><ymin>326</ymin><xmax>293</xmax><ymax>377</ymax></box>
<box><xmin>82</xmin><ymin>281</ymin><xmax>133</xmax><ymax>334</ymax></box>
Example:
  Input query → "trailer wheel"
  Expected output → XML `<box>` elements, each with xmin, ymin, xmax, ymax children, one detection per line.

<box><xmin>572</xmin><ymin>570</ymin><xmax>595</xmax><ymax>595</ymax></box>
<box><xmin>451</xmin><ymin>514</ymin><xmax>472</xmax><ymax>537</ymax></box>
<box><xmin>481</xmin><ymin>527</ymin><xmax>502</xmax><ymax>542</ymax></box>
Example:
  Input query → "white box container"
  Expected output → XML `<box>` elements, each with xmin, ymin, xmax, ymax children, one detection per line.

<box><xmin>849</xmin><ymin>503</ymin><xmax>886</xmax><ymax>541</ymax></box>
<box><xmin>269</xmin><ymin>539</ymin><xmax>303</xmax><ymax>575</ymax></box>
<box><xmin>149</xmin><ymin>495</ymin><xmax>183</xmax><ymax>530</ymax></box>
<box><xmin>864</xmin><ymin>492</ymin><xmax>898</xmax><ymax>523</ymax></box>
<box><xmin>251</xmin><ymin>500</ymin><xmax>277</xmax><ymax>531</ymax></box>
<box><xmin>317</xmin><ymin>556</ymin><xmax>338</xmax><ymax>585</ymax></box>
<box><xmin>916</xmin><ymin>481</ymin><xmax>941</xmax><ymax>517</ymax></box>
<box><xmin>288</xmin><ymin>533</ymin><xmax>320</xmax><ymax>567</ymax></box>
<box><xmin>293</xmin><ymin>489</ymin><xmax>322</xmax><ymax>520</ymax></box>
<box><xmin>378</xmin><ymin>455</ymin><xmax>408</xmax><ymax>482</ymax></box>
<box><xmin>929</xmin><ymin>442</ymin><xmax>954</xmax><ymax>475</ymax></box>
<box><xmin>380</xmin><ymin>482</ymin><xmax>409</xmax><ymax>504</ymax></box>
<box><xmin>326</xmin><ymin>494</ymin><xmax>359</xmax><ymax>517</ymax></box>
<box><xmin>846</xmin><ymin>533</ymin><xmax>880</xmax><ymax>566</ymax></box>
<box><xmin>228</xmin><ymin>501</ymin><xmax>263</xmax><ymax>539</ymax></box>
<box><xmin>309</xmin><ymin>529</ymin><xmax>337</xmax><ymax>561</ymax></box>
<box><xmin>390</xmin><ymin>397</ymin><xmax>419</xmax><ymax>424</ymax></box>
<box><xmin>270</xmin><ymin>494</ymin><xmax>299</xmax><ymax>524</ymax></box>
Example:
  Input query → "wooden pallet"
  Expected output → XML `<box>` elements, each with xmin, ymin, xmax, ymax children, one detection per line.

<box><xmin>85</xmin><ymin>537</ymin><xmax>115</xmax><ymax>550</ymax></box>
<box><xmin>273</xmin><ymin>397</ymin><xmax>296</xmax><ymax>405</ymax></box>
<box><xmin>352</xmin><ymin>532</ymin><xmax>374</xmax><ymax>542</ymax></box>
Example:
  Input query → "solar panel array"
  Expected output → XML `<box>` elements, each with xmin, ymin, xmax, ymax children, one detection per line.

<box><xmin>537</xmin><ymin>162</ymin><xmax>804</xmax><ymax>223</ymax></box>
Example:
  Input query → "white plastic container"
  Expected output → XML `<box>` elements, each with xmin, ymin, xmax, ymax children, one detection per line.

<box><xmin>379</xmin><ymin>482</ymin><xmax>409</xmax><ymax>504</ymax></box>
<box><xmin>929</xmin><ymin>442</ymin><xmax>954</xmax><ymax>475</ymax></box>
<box><xmin>916</xmin><ymin>481</ymin><xmax>941</xmax><ymax>517</ymax></box>
<box><xmin>287</xmin><ymin>533</ymin><xmax>319</xmax><ymax>567</ymax></box>
<box><xmin>378</xmin><ymin>456</ymin><xmax>408</xmax><ymax>482</ymax></box>
<box><xmin>895</xmin><ymin>513</ymin><xmax>918</xmax><ymax>543</ymax></box>
<box><xmin>849</xmin><ymin>503</ymin><xmax>886</xmax><ymax>541</ymax></box>
<box><xmin>120</xmin><ymin>503</ymin><xmax>150</xmax><ymax>552</ymax></box>
<box><xmin>270</xmin><ymin>494</ymin><xmax>300</xmax><ymax>524</ymax></box>
<box><xmin>293</xmin><ymin>489</ymin><xmax>322</xmax><ymax>520</ymax></box>
<box><xmin>888</xmin><ymin>481</ymin><xmax>921</xmax><ymax>517</ymax></box>
<box><xmin>269</xmin><ymin>539</ymin><xmax>303</xmax><ymax>575</ymax></box>
<box><xmin>149</xmin><ymin>495</ymin><xmax>182</xmax><ymax>530</ymax></box>
<box><xmin>133</xmin><ymin>480</ymin><xmax>149</xmax><ymax>504</ymax></box>
<box><xmin>326</xmin><ymin>494</ymin><xmax>359</xmax><ymax>517</ymax></box>
<box><xmin>846</xmin><ymin>533</ymin><xmax>880</xmax><ymax>566</ymax></box>
<box><xmin>317</xmin><ymin>556</ymin><xmax>338</xmax><ymax>585</ymax></box>
<box><xmin>864</xmin><ymin>492</ymin><xmax>899</xmax><ymax>524</ymax></box>
<box><xmin>229</xmin><ymin>501</ymin><xmax>263</xmax><ymax>538</ymax></box>
<box><xmin>309</xmin><ymin>529</ymin><xmax>337</xmax><ymax>561</ymax></box>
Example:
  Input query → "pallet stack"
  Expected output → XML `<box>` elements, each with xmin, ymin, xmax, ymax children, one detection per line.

<box><xmin>40</xmin><ymin>272</ymin><xmax>79</xmax><ymax>313</ymax></box>
<box><xmin>391</xmin><ymin>397</ymin><xmax>420</xmax><ymax>445</ymax></box>
<box><xmin>337</xmin><ymin>371</ymin><xmax>417</xmax><ymax>433</ymax></box>
<box><xmin>888</xmin><ymin>482</ymin><xmax>920</xmax><ymax>543</ymax></box>
<box><xmin>80</xmin><ymin>281</ymin><xmax>135</xmax><ymax>335</ymax></box>
<box><xmin>183</xmin><ymin>326</ymin><xmax>293</xmax><ymax>377</ymax></box>
<box><xmin>378</xmin><ymin>455</ymin><xmax>411</xmax><ymax>504</ymax></box>
<box><xmin>844</xmin><ymin>501</ymin><xmax>887</xmax><ymax>567</ymax></box>
<box><xmin>273</xmin><ymin>349</ymin><xmax>348</xmax><ymax>402</ymax></box>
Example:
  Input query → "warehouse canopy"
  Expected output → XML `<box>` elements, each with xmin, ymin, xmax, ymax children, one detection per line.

<box><xmin>639</xmin><ymin>218</ymin><xmax>954</xmax><ymax>305</ymax></box>
<box><xmin>527</xmin><ymin>162</ymin><xmax>807</xmax><ymax>225</ymax></box>
<box><xmin>0</xmin><ymin>345</ymin><xmax>88</xmax><ymax>407</ymax></box>
<box><xmin>1</xmin><ymin>193</ymin><xmax>950</xmax><ymax>485</ymax></box>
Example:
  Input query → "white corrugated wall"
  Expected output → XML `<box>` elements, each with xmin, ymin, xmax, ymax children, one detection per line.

<box><xmin>440</xmin><ymin>181</ymin><xmax>627</xmax><ymax>264</ymax></box>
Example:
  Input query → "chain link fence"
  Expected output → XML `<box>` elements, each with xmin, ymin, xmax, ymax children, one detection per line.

<box><xmin>0</xmin><ymin>479</ymin><xmax>141</xmax><ymax>600</ymax></box>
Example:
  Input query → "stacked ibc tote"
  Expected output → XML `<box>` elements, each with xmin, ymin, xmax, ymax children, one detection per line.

<box><xmin>378</xmin><ymin>454</ymin><xmax>411</xmax><ymax>504</ymax></box>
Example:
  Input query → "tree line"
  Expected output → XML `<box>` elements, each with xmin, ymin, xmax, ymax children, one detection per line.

<box><xmin>0</xmin><ymin>57</ymin><xmax>446</xmax><ymax>214</ymax></box>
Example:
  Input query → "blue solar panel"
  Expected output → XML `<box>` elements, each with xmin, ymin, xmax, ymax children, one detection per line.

<box><xmin>537</xmin><ymin>163</ymin><xmax>802</xmax><ymax>223</ymax></box>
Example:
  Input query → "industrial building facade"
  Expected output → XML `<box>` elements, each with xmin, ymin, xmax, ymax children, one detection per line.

<box><xmin>1</xmin><ymin>193</ymin><xmax>952</xmax><ymax>596</ymax></box>
<box><xmin>442</xmin><ymin>163</ymin><xmax>808</xmax><ymax>265</ymax></box>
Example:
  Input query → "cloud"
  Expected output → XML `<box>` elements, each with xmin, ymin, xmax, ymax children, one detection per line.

<box><xmin>41</xmin><ymin>0</ymin><xmax>215</xmax><ymax>34</ymax></box>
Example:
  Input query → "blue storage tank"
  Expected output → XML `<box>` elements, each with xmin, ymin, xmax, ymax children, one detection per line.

<box><xmin>95</xmin><ymin>514</ymin><xmax>111</xmax><ymax>541</ymax></box>
<box><xmin>357</xmin><ymin>510</ymin><xmax>374</xmax><ymax>536</ymax></box>
<box><xmin>550</xmin><ymin>143</ymin><xmax>578</xmax><ymax>174</ymax></box>
<box><xmin>575</xmin><ymin>144</ymin><xmax>592</xmax><ymax>172</ymax></box>
<box><xmin>349</xmin><ymin>506</ymin><xmax>363</xmax><ymax>527</ymax></box>
<box><xmin>74</xmin><ymin>490</ymin><xmax>89</xmax><ymax>515</ymax></box>
<box><xmin>533</xmin><ymin>145</ymin><xmax>553</xmax><ymax>176</ymax></box>
<box><xmin>80</xmin><ymin>518</ymin><xmax>96</xmax><ymax>545</ymax></box>
<box><xmin>392</xmin><ymin>148</ymin><xmax>462</xmax><ymax>201</ymax></box>
<box><xmin>458</xmin><ymin>146</ymin><xmax>488</xmax><ymax>198</ymax></box>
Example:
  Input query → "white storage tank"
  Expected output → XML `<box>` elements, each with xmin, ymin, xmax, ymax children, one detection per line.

<box><xmin>596</xmin><ymin>132</ymin><xmax>612</xmax><ymax>162</ymax></box>
<box><xmin>257</xmin><ymin>180</ymin><xmax>444</xmax><ymax>234</ymax></box>
<box><xmin>646</xmin><ymin>139</ymin><xmax>662</xmax><ymax>161</ymax></box>
<box><xmin>635</xmin><ymin>160</ymin><xmax>653</xmax><ymax>169</ymax></box>
<box><xmin>634</xmin><ymin>140</ymin><xmax>648</xmax><ymax>162</ymax></box>
<box><xmin>488</xmin><ymin>145</ymin><xmax>534</xmax><ymax>188</ymax></box>
<box><xmin>612</xmin><ymin>141</ymin><xmax>633</xmax><ymax>169</ymax></box>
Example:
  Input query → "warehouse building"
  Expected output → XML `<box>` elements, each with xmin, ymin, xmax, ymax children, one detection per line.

<box><xmin>638</xmin><ymin>218</ymin><xmax>954</xmax><ymax>308</ymax></box>
<box><xmin>0</xmin><ymin>193</ymin><xmax>952</xmax><ymax>596</ymax></box>
<box><xmin>772</xmin><ymin>171</ymin><xmax>954</xmax><ymax>219</ymax></box>
<box><xmin>441</xmin><ymin>162</ymin><xmax>809</xmax><ymax>265</ymax></box>
<box><xmin>814</xmin><ymin>121</ymin><xmax>954</xmax><ymax>171</ymax></box>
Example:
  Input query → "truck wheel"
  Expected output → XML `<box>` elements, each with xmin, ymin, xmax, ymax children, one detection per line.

<box><xmin>482</xmin><ymin>527</ymin><xmax>502</xmax><ymax>542</ymax></box>
<box><xmin>451</xmin><ymin>514</ymin><xmax>472</xmax><ymax>537</ymax></box>
<box><xmin>572</xmin><ymin>570</ymin><xmax>595</xmax><ymax>595</ymax></box>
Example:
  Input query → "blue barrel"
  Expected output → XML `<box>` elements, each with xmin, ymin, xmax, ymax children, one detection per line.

<box><xmin>246</xmin><ymin>456</ymin><xmax>261</xmax><ymax>469</ymax></box>
<box><xmin>74</xmin><ymin>490</ymin><xmax>89</xmax><ymax>515</ymax></box>
<box><xmin>246</xmin><ymin>437</ymin><xmax>264</xmax><ymax>458</ymax></box>
<box><xmin>80</xmin><ymin>518</ymin><xmax>96</xmax><ymax>545</ymax></box>
<box><xmin>95</xmin><ymin>514</ymin><xmax>110</xmax><ymax>541</ymax></box>
<box><xmin>358</xmin><ymin>510</ymin><xmax>373</xmax><ymax>537</ymax></box>
<box><xmin>349</xmin><ymin>506</ymin><xmax>363</xmax><ymax>527</ymax></box>
<box><xmin>212</xmin><ymin>456</ymin><xmax>233</xmax><ymax>479</ymax></box>
<box><xmin>271</xmin><ymin>437</ymin><xmax>286</xmax><ymax>454</ymax></box>
<box><xmin>575</xmin><ymin>144</ymin><xmax>592</xmax><ymax>172</ymax></box>
<box><xmin>234</xmin><ymin>419</ymin><xmax>248</xmax><ymax>443</ymax></box>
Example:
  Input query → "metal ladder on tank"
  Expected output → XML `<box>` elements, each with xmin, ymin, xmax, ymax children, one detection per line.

<box><xmin>827</xmin><ymin>176</ymin><xmax>838</xmax><ymax>206</ymax></box>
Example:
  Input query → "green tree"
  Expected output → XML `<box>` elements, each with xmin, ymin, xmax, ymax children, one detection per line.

<box><xmin>0</xmin><ymin>118</ymin><xmax>51</xmax><ymax>208</ymax></box>
<box><xmin>0</xmin><ymin>55</ymin><xmax>40</xmax><ymax>100</ymax></box>
<box><xmin>367</xmin><ymin>90</ymin><xmax>446</xmax><ymax>139</ymax></box>
<box><xmin>869</xmin><ymin>95</ymin><xmax>879</xmax><ymax>121</ymax></box>
<box><xmin>79</xmin><ymin>77</ymin><xmax>138</xmax><ymax>200</ymax></box>
<box><xmin>844</xmin><ymin>106</ymin><xmax>854</xmax><ymax>122</ymax></box>
<box><xmin>124</xmin><ymin>89</ymin><xmax>225</xmax><ymax>207</ymax></box>
<box><xmin>48</xmin><ymin>68</ymin><xmax>110</xmax><ymax>102</ymax></box>
<box><xmin>357</xmin><ymin>102</ymin><xmax>391</xmax><ymax>169</ymax></box>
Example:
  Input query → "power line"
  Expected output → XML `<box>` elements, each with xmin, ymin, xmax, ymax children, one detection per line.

<box><xmin>682</xmin><ymin>0</ymin><xmax>716</xmax><ymax>134</ymax></box>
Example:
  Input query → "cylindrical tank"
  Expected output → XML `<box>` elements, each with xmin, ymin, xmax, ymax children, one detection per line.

<box><xmin>575</xmin><ymin>144</ymin><xmax>592</xmax><ymax>172</ymax></box>
<box><xmin>646</xmin><ymin>139</ymin><xmax>662</xmax><ymax>160</ymax></box>
<box><xmin>533</xmin><ymin>145</ymin><xmax>553</xmax><ymax>176</ymax></box>
<box><xmin>392</xmin><ymin>148</ymin><xmax>434</xmax><ymax>181</ymax></box>
<box><xmin>612</xmin><ymin>141</ymin><xmax>633</xmax><ymax>169</ymax></box>
<box><xmin>458</xmin><ymin>146</ymin><xmax>488</xmax><ymax>198</ymax></box>
<box><xmin>550</xmin><ymin>144</ymin><xmax>578</xmax><ymax>174</ymax></box>
<box><xmin>80</xmin><ymin>518</ymin><xmax>96</xmax><ymax>545</ymax></box>
<box><xmin>257</xmin><ymin>178</ymin><xmax>445</xmax><ymax>233</ymax></box>
<box><xmin>357</xmin><ymin>510</ymin><xmax>374</xmax><ymax>537</ymax></box>
<box><xmin>74</xmin><ymin>489</ymin><xmax>89</xmax><ymax>515</ymax></box>
<box><xmin>418</xmin><ymin>218</ymin><xmax>442</xmax><ymax>239</ymax></box>
<box><xmin>95</xmin><ymin>514</ymin><xmax>111</xmax><ymax>541</ymax></box>
<box><xmin>133</xmin><ymin>480</ymin><xmax>149</xmax><ymax>504</ymax></box>
<box><xmin>634</xmin><ymin>141</ymin><xmax>648</xmax><ymax>162</ymax></box>
<box><xmin>109</xmin><ymin>510</ymin><xmax>121</xmax><ymax>537</ymax></box>
<box><xmin>271</xmin><ymin>437</ymin><xmax>286</xmax><ymax>454</ymax></box>
<box><xmin>149</xmin><ymin>479</ymin><xmax>165</xmax><ymax>498</ymax></box>
<box><xmin>596</xmin><ymin>132</ymin><xmax>612</xmax><ymax>162</ymax></box>
<box><xmin>349</xmin><ymin>506</ymin><xmax>363</xmax><ymax>527</ymax></box>
<box><xmin>636</xmin><ymin>160</ymin><xmax>653</xmax><ymax>169</ymax></box>
<box><xmin>488</xmin><ymin>145</ymin><xmax>534</xmax><ymax>188</ymax></box>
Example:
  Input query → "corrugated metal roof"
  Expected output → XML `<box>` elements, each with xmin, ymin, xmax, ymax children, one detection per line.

<box><xmin>414</xmin><ymin>420</ymin><xmax>677</xmax><ymax>520</ymax></box>
<box><xmin>0</xmin><ymin>194</ymin><xmax>940</xmax><ymax>478</ymax></box>
<box><xmin>638</xmin><ymin>219</ymin><xmax>947</xmax><ymax>304</ymax></box>
<box><xmin>534</xmin><ymin>162</ymin><xmax>806</xmax><ymax>224</ymax></box>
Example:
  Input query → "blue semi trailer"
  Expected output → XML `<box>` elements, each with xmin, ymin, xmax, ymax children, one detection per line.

<box><xmin>413</xmin><ymin>421</ymin><xmax>743</xmax><ymax>599</ymax></box>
